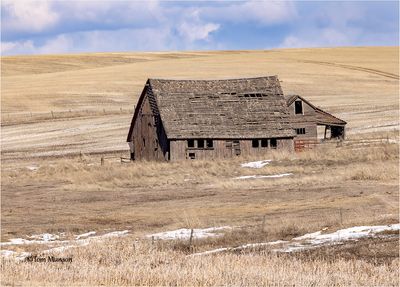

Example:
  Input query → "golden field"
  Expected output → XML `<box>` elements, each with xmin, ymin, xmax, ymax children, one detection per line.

<box><xmin>1</xmin><ymin>47</ymin><xmax>399</xmax><ymax>286</ymax></box>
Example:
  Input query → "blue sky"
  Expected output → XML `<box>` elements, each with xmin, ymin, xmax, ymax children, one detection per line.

<box><xmin>1</xmin><ymin>1</ymin><xmax>398</xmax><ymax>55</ymax></box>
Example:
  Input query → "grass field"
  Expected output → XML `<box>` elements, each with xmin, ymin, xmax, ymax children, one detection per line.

<box><xmin>1</xmin><ymin>47</ymin><xmax>399</xmax><ymax>286</ymax></box>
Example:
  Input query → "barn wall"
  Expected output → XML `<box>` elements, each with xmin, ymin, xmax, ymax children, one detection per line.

<box><xmin>170</xmin><ymin>138</ymin><xmax>293</xmax><ymax>161</ymax></box>
<box><xmin>129</xmin><ymin>93</ymin><xmax>168</xmax><ymax>161</ymax></box>
<box><xmin>288</xmin><ymin>99</ymin><xmax>317</xmax><ymax>140</ymax></box>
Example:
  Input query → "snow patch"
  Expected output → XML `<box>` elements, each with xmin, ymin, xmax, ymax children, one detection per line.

<box><xmin>1</xmin><ymin>230</ymin><xmax>129</xmax><ymax>247</ymax></box>
<box><xmin>28</xmin><ymin>233</ymin><xmax>59</xmax><ymax>241</ymax></box>
<box><xmin>190</xmin><ymin>223</ymin><xmax>400</xmax><ymax>256</ymax></box>
<box><xmin>147</xmin><ymin>226</ymin><xmax>231</xmax><ymax>240</ymax></box>
<box><xmin>0</xmin><ymin>238</ymin><xmax>54</xmax><ymax>246</ymax></box>
<box><xmin>234</xmin><ymin>173</ymin><xmax>292</xmax><ymax>180</ymax></box>
<box><xmin>241</xmin><ymin>160</ymin><xmax>272</xmax><ymax>169</ymax></box>
<box><xmin>100</xmin><ymin>230</ymin><xmax>129</xmax><ymax>238</ymax></box>
<box><xmin>26</xmin><ymin>165</ymin><xmax>39</xmax><ymax>171</ymax></box>
<box><xmin>1</xmin><ymin>230</ymin><xmax>130</xmax><ymax>260</ymax></box>
<box><xmin>1</xmin><ymin>250</ymin><xmax>16</xmax><ymax>257</ymax></box>
<box><xmin>271</xmin><ymin>224</ymin><xmax>400</xmax><ymax>252</ymax></box>
<box><xmin>191</xmin><ymin>240</ymin><xmax>287</xmax><ymax>256</ymax></box>
<box><xmin>75</xmin><ymin>231</ymin><xmax>96</xmax><ymax>240</ymax></box>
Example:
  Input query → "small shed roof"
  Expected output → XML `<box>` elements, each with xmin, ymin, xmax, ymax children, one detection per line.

<box><xmin>146</xmin><ymin>76</ymin><xmax>295</xmax><ymax>139</ymax></box>
<box><xmin>286</xmin><ymin>95</ymin><xmax>347</xmax><ymax>126</ymax></box>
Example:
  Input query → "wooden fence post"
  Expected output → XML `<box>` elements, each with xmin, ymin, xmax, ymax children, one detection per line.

<box><xmin>101</xmin><ymin>157</ymin><xmax>104</xmax><ymax>166</ymax></box>
<box><xmin>188</xmin><ymin>228</ymin><xmax>194</xmax><ymax>251</ymax></box>
<box><xmin>261</xmin><ymin>214</ymin><xmax>267</xmax><ymax>233</ymax></box>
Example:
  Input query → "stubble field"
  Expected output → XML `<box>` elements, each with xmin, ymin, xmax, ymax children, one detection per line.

<box><xmin>1</xmin><ymin>47</ymin><xmax>399</xmax><ymax>286</ymax></box>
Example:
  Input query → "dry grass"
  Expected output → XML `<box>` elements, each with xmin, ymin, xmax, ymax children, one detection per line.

<box><xmin>1</xmin><ymin>141</ymin><xmax>398</xmax><ymax>239</ymax></box>
<box><xmin>1</xmin><ymin>237</ymin><xmax>399</xmax><ymax>287</ymax></box>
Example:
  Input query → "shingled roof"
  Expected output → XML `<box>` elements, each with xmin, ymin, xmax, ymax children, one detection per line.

<box><xmin>286</xmin><ymin>95</ymin><xmax>347</xmax><ymax>126</ymax></box>
<box><xmin>141</xmin><ymin>76</ymin><xmax>295</xmax><ymax>139</ymax></box>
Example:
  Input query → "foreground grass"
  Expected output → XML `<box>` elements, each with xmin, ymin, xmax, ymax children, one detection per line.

<box><xmin>1</xmin><ymin>237</ymin><xmax>399</xmax><ymax>286</ymax></box>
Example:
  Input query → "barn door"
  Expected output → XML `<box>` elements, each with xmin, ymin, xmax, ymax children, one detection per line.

<box><xmin>232</xmin><ymin>140</ymin><xmax>241</xmax><ymax>156</ymax></box>
<box><xmin>226</xmin><ymin>140</ymin><xmax>241</xmax><ymax>156</ymax></box>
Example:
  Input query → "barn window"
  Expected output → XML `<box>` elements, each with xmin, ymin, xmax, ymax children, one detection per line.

<box><xmin>189</xmin><ymin>152</ymin><xmax>196</xmax><ymax>159</ymax></box>
<box><xmin>206</xmin><ymin>139</ymin><xmax>213</xmax><ymax>148</ymax></box>
<box><xmin>270</xmin><ymin>138</ymin><xmax>277</xmax><ymax>149</ymax></box>
<box><xmin>295</xmin><ymin>100</ymin><xmax>303</xmax><ymax>114</ymax></box>
<box><xmin>243</xmin><ymin>93</ymin><xmax>267</xmax><ymax>98</ymax></box>
<box><xmin>187</xmin><ymin>139</ymin><xmax>195</xmax><ymax>148</ymax></box>
<box><xmin>252</xmin><ymin>139</ymin><xmax>259</xmax><ymax>148</ymax></box>
<box><xmin>296</xmin><ymin>128</ymin><xmax>306</xmax><ymax>135</ymax></box>
<box><xmin>197</xmin><ymin>139</ymin><xmax>205</xmax><ymax>148</ymax></box>
<box><xmin>261</xmin><ymin>139</ymin><xmax>268</xmax><ymax>147</ymax></box>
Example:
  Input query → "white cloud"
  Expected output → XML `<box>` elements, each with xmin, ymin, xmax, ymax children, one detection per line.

<box><xmin>36</xmin><ymin>34</ymin><xmax>73</xmax><ymax>54</ymax></box>
<box><xmin>3</xmin><ymin>27</ymin><xmax>182</xmax><ymax>55</ymax></box>
<box><xmin>55</xmin><ymin>1</ymin><xmax>163</xmax><ymax>26</ymax></box>
<box><xmin>1</xmin><ymin>40</ymin><xmax>35</xmax><ymax>55</ymax></box>
<box><xmin>178</xmin><ymin>22</ymin><xmax>220</xmax><ymax>42</ymax></box>
<box><xmin>203</xmin><ymin>1</ymin><xmax>297</xmax><ymax>25</ymax></box>
<box><xmin>2</xmin><ymin>0</ymin><xmax>59</xmax><ymax>33</ymax></box>
<box><xmin>236</xmin><ymin>0</ymin><xmax>297</xmax><ymax>25</ymax></box>
<box><xmin>279</xmin><ymin>28</ymin><xmax>358</xmax><ymax>48</ymax></box>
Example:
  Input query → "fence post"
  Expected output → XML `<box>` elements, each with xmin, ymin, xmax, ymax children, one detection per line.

<box><xmin>188</xmin><ymin>228</ymin><xmax>194</xmax><ymax>251</ymax></box>
<box><xmin>339</xmin><ymin>208</ymin><xmax>343</xmax><ymax>226</ymax></box>
<box><xmin>262</xmin><ymin>214</ymin><xmax>267</xmax><ymax>234</ymax></box>
<box><xmin>101</xmin><ymin>157</ymin><xmax>104</xmax><ymax>166</ymax></box>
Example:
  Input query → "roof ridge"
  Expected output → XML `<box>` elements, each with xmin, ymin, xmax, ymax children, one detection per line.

<box><xmin>148</xmin><ymin>76</ymin><xmax>278</xmax><ymax>82</ymax></box>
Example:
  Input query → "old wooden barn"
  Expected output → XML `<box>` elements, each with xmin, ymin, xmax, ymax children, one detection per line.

<box><xmin>127</xmin><ymin>76</ymin><xmax>346</xmax><ymax>161</ymax></box>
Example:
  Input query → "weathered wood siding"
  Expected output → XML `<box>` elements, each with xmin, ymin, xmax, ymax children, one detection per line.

<box><xmin>169</xmin><ymin>138</ymin><xmax>293</xmax><ymax>161</ymax></box>
<box><xmin>129</xmin><ymin>92</ymin><xmax>169</xmax><ymax>161</ymax></box>
<box><xmin>288</xmin><ymin>99</ymin><xmax>317</xmax><ymax>140</ymax></box>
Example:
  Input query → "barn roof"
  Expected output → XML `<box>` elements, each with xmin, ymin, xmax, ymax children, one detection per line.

<box><xmin>143</xmin><ymin>76</ymin><xmax>295</xmax><ymax>139</ymax></box>
<box><xmin>286</xmin><ymin>95</ymin><xmax>347</xmax><ymax>126</ymax></box>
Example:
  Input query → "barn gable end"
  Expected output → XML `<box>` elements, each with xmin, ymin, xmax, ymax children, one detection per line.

<box><xmin>286</xmin><ymin>95</ymin><xmax>347</xmax><ymax>147</ymax></box>
<box><xmin>127</xmin><ymin>81</ymin><xmax>169</xmax><ymax>161</ymax></box>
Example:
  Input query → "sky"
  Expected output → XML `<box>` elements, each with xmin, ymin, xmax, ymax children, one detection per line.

<box><xmin>1</xmin><ymin>0</ymin><xmax>399</xmax><ymax>55</ymax></box>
